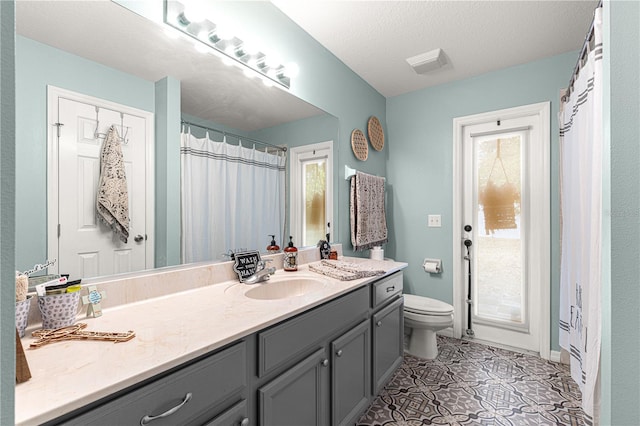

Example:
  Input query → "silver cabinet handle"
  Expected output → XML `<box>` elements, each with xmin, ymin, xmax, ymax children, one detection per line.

<box><xmin>134</xmin><ymin>234</ymin><xmax>144</xmax><ymax>243</ymax></box>
<box><xmin>336</xmin><ymin>349</ymin><xmax>343</xmax><ymax>357</ymax></box>
<box><xmin>240</xmin><ymin>418</ymin><xmax>250</xmax><ymax>426</ymax></box>
<box><xmin>376</xmin><ymin>321</ymin><xmax>382</xmax><ymax>327</ymax></box>
<box><xmin>140</xmin><ymin>392</ymin><xmax>192</xmax><ymax>425</ymax></box>
<box><xmin>386</xmin><ymin>286</ymin><xmax>395</xmax><ymax>293</ymax></box>
<box><xmin>321</xmin><ymin>359</ymin><xmax>329</xmax><ymax>367</ymax></box>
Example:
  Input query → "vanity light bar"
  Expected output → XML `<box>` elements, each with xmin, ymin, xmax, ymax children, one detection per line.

<box><xmin>164</xmin><ymin>0</ymin><xmax>292</xmax><ymax>89</ymax></box>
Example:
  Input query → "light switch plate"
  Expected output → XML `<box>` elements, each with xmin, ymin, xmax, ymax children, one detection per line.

<box><xmin>428</xmin><ymin>214</ymin><xmax>441</xmax><ymax>227</ymax></box>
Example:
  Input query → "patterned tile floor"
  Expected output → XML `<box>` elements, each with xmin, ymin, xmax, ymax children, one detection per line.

<box><xmin>358</xmin><ymin>336</ymin><xmax>584</xmax><ymax>426</ymax></box>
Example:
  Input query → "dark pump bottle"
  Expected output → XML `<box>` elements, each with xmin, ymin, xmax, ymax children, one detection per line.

<box><xmin>266</xmin><ymin>235</ymin><xmax>280</xmax><ymax>254</ymax></box>
<box><xmin>283</xmin><ymin>236</ymin><xmax>298</xmax><ymax>271</ymax></box>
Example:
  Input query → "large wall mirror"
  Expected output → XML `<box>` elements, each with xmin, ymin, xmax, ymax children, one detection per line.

<box><xmin>15</xmin><ymin>1</ymin><xmax>339</xmax><ymax>280</ymax></box>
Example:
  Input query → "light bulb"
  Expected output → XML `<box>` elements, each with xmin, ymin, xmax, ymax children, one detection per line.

<box><xmin>283</xmin><ymin>62</ymin><xmax>299</xmax><ymax>78</ymax></box>
<box><xmin>182</xmin><ymin>1</ymin><xmax>206</xmax><ymax>23</ymax></box>
<box><xmin>224</xmin><ymin>45</ymin><xmax>236</xmax><ymax>57</ymax></box>
<box><xmin>215</xmin><ymin>23</ymin><xmax>234</xmax><ymax>40</ymax></box>
<box><xmin>265</xmin><ymin>53</ymin><xmax>283</xmax><ymax>69</ymax></box>
<box><xmin>197</xmin><ymin>29</ymin><xmax>209</xmax><ymax>42</ymax></box>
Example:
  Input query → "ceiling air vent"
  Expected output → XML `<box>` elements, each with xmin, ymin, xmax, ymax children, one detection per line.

<box><xmin>406</xmin><ymin>48</ymin><xmax>446</xmax><ymax>74</ymax></box>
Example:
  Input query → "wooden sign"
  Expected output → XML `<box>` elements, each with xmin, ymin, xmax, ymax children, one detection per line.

<box><xmin>232</xmin><ymin>250</ymin><xmax>262</xmax><ymax>282</ymax></box>
<box><xmin>30</xmin><ymin>323</ymin><xmax>135</xmax><ymax>348</ymax></box>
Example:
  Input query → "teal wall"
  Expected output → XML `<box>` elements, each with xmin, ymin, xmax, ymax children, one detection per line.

<box><xmin>386</xmin><ymin>51</ymin><xmax>577</xmax><ymax>351</ymax></box>
<box><xmin>14</xmin><ymin>36</ymin><xmax>155</xmax><ymax>272</ymax></box>
<box><xmin>601</xmin><ymin>1</ymin><xmax>640</xmax><ymax>423</ymax></box>
<box><xmin>154</xmin><ymin>77</ymin><xmax>181</xmax><ymax>267</ymax></box>
<box><xmin>205</xmin><ymin>2</ymin><xmax>388</xmax><ymax>255</ymax></box>
<box><xmin>0</xmin><ymin>1</ymin><xmax>15</xmax><ymax>423</ymax></box>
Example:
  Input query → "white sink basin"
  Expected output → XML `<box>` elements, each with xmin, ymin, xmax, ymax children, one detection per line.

<box><xmin>243</xmin><ymin>277</ymin><xmax>327</xmax><ymax>300</ymax></box>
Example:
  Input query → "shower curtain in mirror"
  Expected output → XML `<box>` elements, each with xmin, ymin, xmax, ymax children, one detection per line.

<box><xmin>181</xmin><ymin>130</ymin><xmax>286</xmax><ymax>263</ymax></box>
<box><xmin>559</xmin><ymin>6</ymin><xmax>602</xmax><ymax>425</ymax></box>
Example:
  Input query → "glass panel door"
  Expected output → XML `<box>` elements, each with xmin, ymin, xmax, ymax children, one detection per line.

<box><xmin>473</xmin><ymin>133</ymin><xmax>527</xmax><ymax>330</ymax></box>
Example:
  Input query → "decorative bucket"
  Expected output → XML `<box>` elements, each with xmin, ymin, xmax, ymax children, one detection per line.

<box><xmin>37</xmin><ymin>291</ymin><xmax>81</xmax><ymax>330</ymax></box>
<box><xmin>15</xmin><ymin>296</ymin><xmax>33</xmax><ymax>338</ymax></box>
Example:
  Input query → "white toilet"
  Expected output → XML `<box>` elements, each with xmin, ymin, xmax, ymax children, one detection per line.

<box><xmin>403</xmin><ymin>294</ymin><xmax>454</xmax><ymax>359</ymax></box>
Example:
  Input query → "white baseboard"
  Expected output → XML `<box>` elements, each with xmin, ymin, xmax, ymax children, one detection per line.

<box><xmin>549</xmin><ymin>350</ymin><xmax>561</xmax><ymax>363</ymax></box>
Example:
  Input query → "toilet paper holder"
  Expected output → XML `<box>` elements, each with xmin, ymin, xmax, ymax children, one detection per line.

<box><xmin>423</xmin><ymin>258</ymin><xmax>442</xmax><ymax>274</ymax></box>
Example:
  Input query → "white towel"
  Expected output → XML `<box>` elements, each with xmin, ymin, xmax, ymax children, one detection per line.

<box><xmin>350</xmin><ymin>171</ymin><xmax>387</xmax><ymax>251</ymax></box>
<box><xmin>309</xmin><ymin>259</ymin><xmax>385</xmax><ymax>281</ymax></box>
<box><xmin>96</xmin><ymin>126</ymin><xmax>130</xmax><ymax>243</ymax></box>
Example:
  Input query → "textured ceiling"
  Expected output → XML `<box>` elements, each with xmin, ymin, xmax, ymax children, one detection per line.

<box><xmin>274</xmin><ymin>0</ymin><xmax>600</xmax><ymax>97</ymax></box>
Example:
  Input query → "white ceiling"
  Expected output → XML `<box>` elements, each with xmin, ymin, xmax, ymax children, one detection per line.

<box><xmin>16</xmin><ymin>1</ymin><xmax>599</xmax><ymax>130</ymax></box>
<box><xmin>274</xmin><ymin>0</ymin><xmax>600</xmax><ymax>98</ymax></box>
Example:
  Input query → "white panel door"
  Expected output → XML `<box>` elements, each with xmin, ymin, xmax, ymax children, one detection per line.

<box><xmin>55</xmin><ymin>96</ymin><xmax>148</xmax><ymax>279</ymax></box>
<box><xmin>454</xmin><ymin>103</ymin><xmax>550</xmax><ymax>356</ymax></box>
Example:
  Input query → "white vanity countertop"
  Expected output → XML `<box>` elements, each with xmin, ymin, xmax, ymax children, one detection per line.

<box><xmin>15</xmin><ymin>258</ymin><xmax>407</xmax><ymax>425</ymax></box>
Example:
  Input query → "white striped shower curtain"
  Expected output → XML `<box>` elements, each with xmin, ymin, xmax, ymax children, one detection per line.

<box><xmin>180</xmin><ymin>130</ymin><xmax>286</xmax><ymax>264</ymax></box>
<box><xmin>559</xmin><ymin>7</ymin><xmax>603</xmax><ymax>425</ymax></box>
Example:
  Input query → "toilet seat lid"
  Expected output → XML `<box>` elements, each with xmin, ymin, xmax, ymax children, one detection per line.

<box><xmin>404</xmin><ymin>294</ymin><xmax>453</xmax><ymax>315</ymax></box>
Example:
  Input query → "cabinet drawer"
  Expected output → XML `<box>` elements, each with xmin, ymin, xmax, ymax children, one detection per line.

<box><xmin>258</xmin><ymin>285</ymin><xmax>369</xmax><ymax>377</ymax></box>
<box><xmin>372</xmin><ymin>272</ymin><xmax>403</xmax><ymax>308</ymax></box>
<box><xmin>63</xmin><ymin>341</ymin><xmax>247</xmax><ymax>426</ymax></box>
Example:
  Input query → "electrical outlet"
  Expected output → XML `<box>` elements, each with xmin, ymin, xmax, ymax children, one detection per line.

<box><xmin>428</xmin><ymin>214</ymin><xmax>441</xmax><ymax>228</ymax></box>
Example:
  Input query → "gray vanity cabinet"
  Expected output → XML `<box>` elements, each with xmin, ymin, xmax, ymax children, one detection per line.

<box><xmin>372</xmin><ymin>297</ymin><xmax>404</xmax><ymax>394</ymax></box>
<box><xmin>52</xmin><ymin>271</ymin><xmax>405</xmax><ymax>426</ymax></box>
<box><xmin>258</xmin><ymin>348</ymin><xmax>328</xmax><ymax>426</ymax></box>
<box><xmin>331</xmin><ymin>319</ymin><xmax>371</xmax><ymax>426</ymax></box>
<box><xmin>259</xmin><ymin>318</ymin><xmax>371</xmax><ymax>426</ymax></box>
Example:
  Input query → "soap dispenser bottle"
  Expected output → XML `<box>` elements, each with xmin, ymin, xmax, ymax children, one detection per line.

<box><xmin>266</xmin><ymin>235</ymin><xmax>280</xmax><ymax>254</ymax></box>
<box><xmin>283</xmin><ymin>236</ymin><xmax>298</xmax><ymax>271</ymax></box>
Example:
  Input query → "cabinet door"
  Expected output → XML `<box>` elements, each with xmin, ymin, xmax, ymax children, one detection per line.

<box><xmin>259</xmin><ymin>348</ymin><xmax>328</xmax><ymax>426</ymax></box>
<box><xmin>372</xmin><ymin>297</ymin><xmax>404</xmax><ymax>394</ymax></box>
<box><xmin>331</xmin><ymin>319</ymin><xmax>371</xmax><ymax>426</ymax></box>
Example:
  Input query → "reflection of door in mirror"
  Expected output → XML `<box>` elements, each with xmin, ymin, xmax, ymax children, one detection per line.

<box><xmin>290</xmin><ymin>141</ymin><xmax>334</xmax><ymax>247</ymax></box>
<box><xmin>47</xmin><ymin>87</ymin><xmax>154</xmax><ymax>280</ymax></box>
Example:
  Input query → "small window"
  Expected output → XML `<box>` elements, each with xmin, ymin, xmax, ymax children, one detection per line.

<box><xmin>290</xmin><ymin>141</ymin><xmax>333</xmax><ymax>247</ymax></box>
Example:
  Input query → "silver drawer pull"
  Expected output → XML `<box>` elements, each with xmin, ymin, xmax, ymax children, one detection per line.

<box><xmin>376</xmin><ymin>321</ymin><xmax>383</xmax><ymax>327</ymax></box>
<box><xmin>140</xmin><ymin>392</ymin><xmax>192</xmax><ymax>425</ymax></box>
<box><xmin>386</xmin><ymin>286</ymin><xmax>395</xmax><ymax>293</ymax></box>
<box><xmin>240</xmin><ymin>418</ymin><xmax>250</xmax><ymax>426</ymax></box>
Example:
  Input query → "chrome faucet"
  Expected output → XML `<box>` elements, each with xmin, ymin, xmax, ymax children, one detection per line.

<box><xmin>244</xmin><ymin>259</ymin><xmax>276</xmax><ymax>284</ymax></box>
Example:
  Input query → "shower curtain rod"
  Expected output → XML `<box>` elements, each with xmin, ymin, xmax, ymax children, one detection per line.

<box><xmin>564</xmin><ymin>1</ymin><xmax>602</xmax><ymax>100</ymax></box>
<box><xmin>181</xmin><ymin>120</ymin><xmax>287</xmax><ymax>153</ymax></box>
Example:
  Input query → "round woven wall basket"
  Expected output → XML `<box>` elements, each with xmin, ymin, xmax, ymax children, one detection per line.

<box><xmin>351</xmin><ymin>129</ymin><xmax>368</xmax><ymax>161</ymax></box>
<box><xmin>367</xmin><ymin>116</ymin><xmax>384</xmax><ymax>151</ymax></box>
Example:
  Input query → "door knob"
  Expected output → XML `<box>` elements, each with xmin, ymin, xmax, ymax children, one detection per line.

<box><xmin>134</xmin><ymin>234</ymin><xmax>144</xmax><ymax>243</ymax></box>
